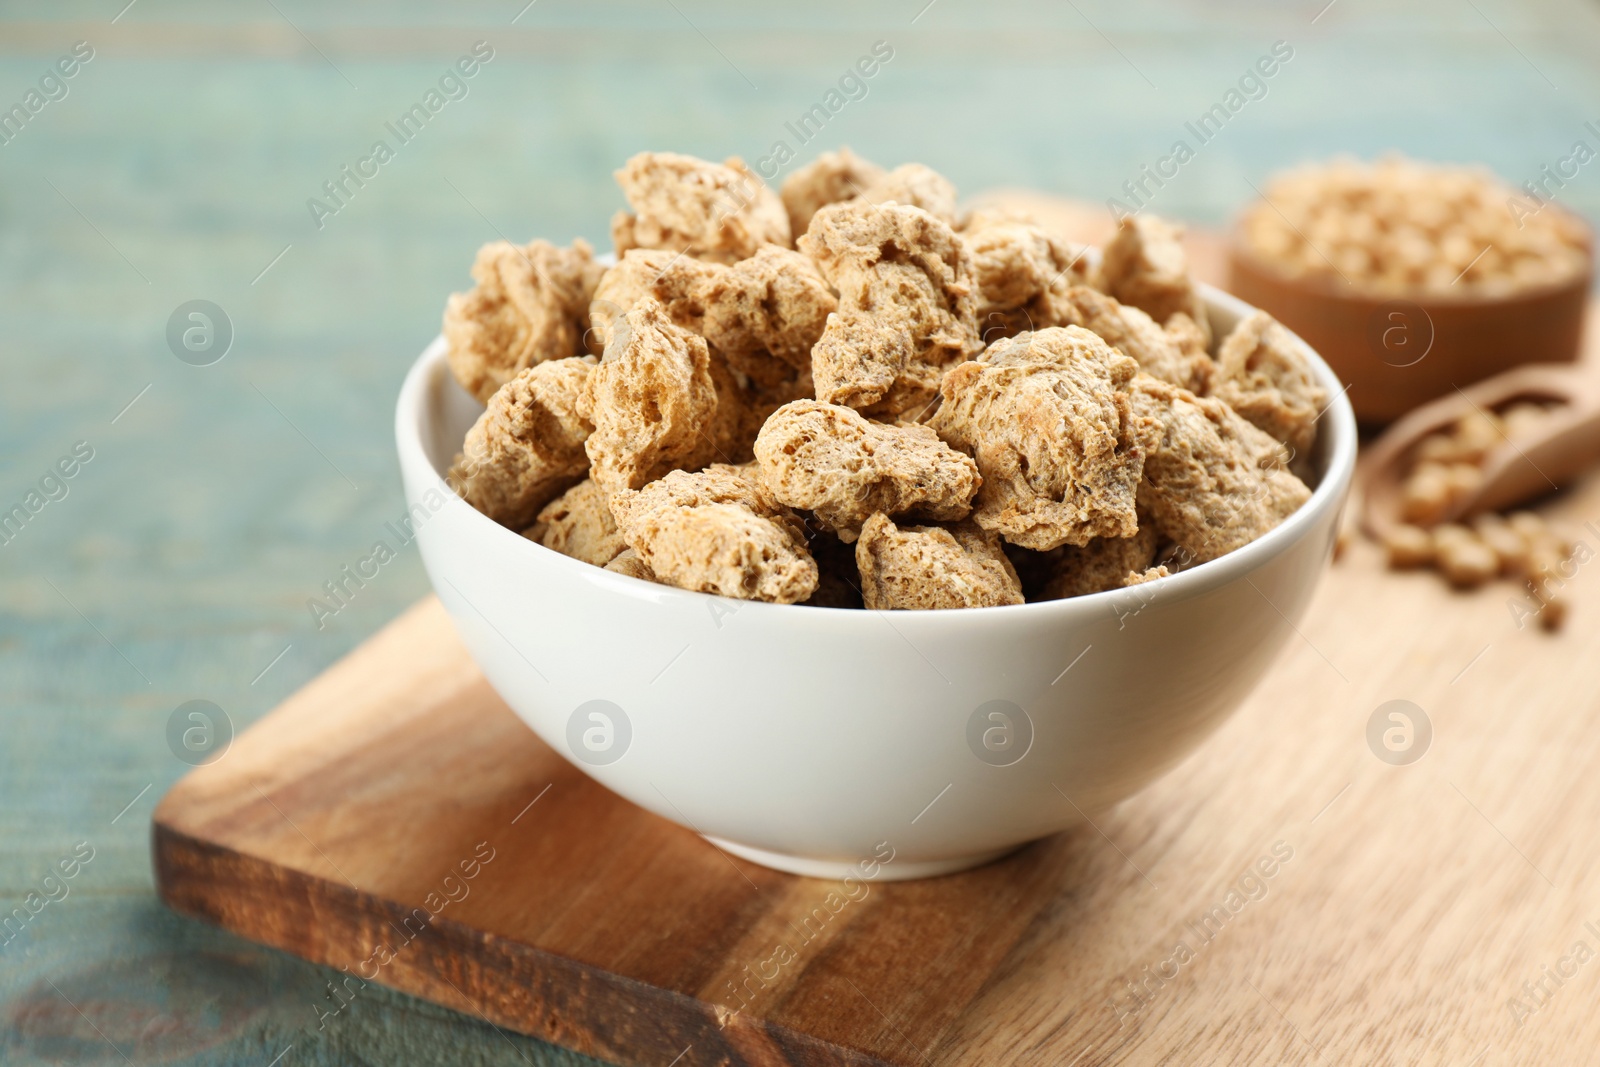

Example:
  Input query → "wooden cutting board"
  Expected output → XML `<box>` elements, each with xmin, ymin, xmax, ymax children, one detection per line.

<box><xmin>155</xmin><ymin>202</ymin><xmax>1600</xmax><ymax>1066</ymax></box>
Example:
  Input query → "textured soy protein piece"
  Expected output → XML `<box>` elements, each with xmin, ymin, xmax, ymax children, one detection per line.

<box><xmin>1129</xmin><ymin>374</ymin><xmax>1311</xmax><ymax>564</ymax></box>
<box><xmin>698</xmin><ymin>246</ymin><xmax>838</xmax><ymax>382</ymax></box>
<box><xmin>799</xmin><ymin>199</ymin><xmax>980</xmax><ymax>419</ymax></box>
<box><xmin>1035</xmin><ymin>521</ymin><xmax>1162</xmax><ymax>601</ymax></box>
<box><xmin>604</xmin><ymin>548</ymin><xmax>658</xmax><ymax>582</ymax></box>
<box><xmin>1057</xmin><ymin>286</ymin><xmax>1215</xmax><ymax>394</ymax></box>
<box><xmin>780</xmin><ymin>147</ymin><xmax>889</xmax><ymax>239</ymax></box>
<box><xmin>753</xmin><ymin>399</ymin><xmax>981</xmax><ymax>541</ymax></box>
<box><xmin>587</xmin><ymin>249</ymin><xmax>721</xmax><ymax>353</ymax></box>
<box><xmin>444</xmin><ymin>239</ymin><xmax>604</xmax><ymax>403</ymax></box>
<box><xmin>609</xmin><ymin>464</ymin><xmax>818</xmax><ymax>603</ymax></box>
<box><xmin>526</xmin><ymin>478</ymin><xmax>628</xmax><ymax>567</ymax></box>
<box><xmin>855</xmin><ymin>514</ymin><xmax>1024</xmax><ymax>610</ymax></box>
<box><xmin>856</xmin><ymin>163</ymin><xmax>959</xmax><ymax>224</ymax></box>
<box><xmin>1165</xmin><ymin>311</ymin><xmax>1210</xmax><ymax>362</ymax></box>
<box><xmin>610</xmin><ymin>152</ymin><xmax>791</xmax><ymax>265</ymax></box>
<box><xmin>579</xmin><ymin>297</ymin><xmax>720</xmax><ymax>494</ymax></box>
<box><xmin>960</xmin><ymin>208</ymin><xmax>1090</xmax><ymax>341</ymax></box>
<box><xmin>1098</xmin><ymin>215</ymin><xmax>1212</xmax><ymax>348</ymax></box>
<box><xmin>590</xmin><ymin>246</ymin><xmax>835</xmax><ymax>390</ymax></box>
<box><xmin>1125</xmin><ymin>563</ymin><xmax>1171</xmax><ymax>585</ymax></box>
<box><xmin>1211</xmin><ymin>310</ymin><xmax>1328</xmax><ymax>457</ymax></box>
<box><xmin>930</xmin><ymin>326</ymin><xmax>1161</xmax><ymax>551</ymax></box>
<box><xmin>447</xmin><ymin>357</ymin><xmax>595</xmax><ymax>529</ymax></box>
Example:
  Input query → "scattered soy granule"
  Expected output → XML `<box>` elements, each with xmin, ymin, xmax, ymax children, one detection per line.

<box><xmin>1378</xmin><ymin>396</ymin><xmax>1574</xmax><ymax>630</ymax></box>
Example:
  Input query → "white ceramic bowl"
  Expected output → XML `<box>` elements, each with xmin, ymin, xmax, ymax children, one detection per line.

<box><xmin>395</xmin><ymin>283</ymin><xmax>1357</xmax><ymax>881</ymax></box>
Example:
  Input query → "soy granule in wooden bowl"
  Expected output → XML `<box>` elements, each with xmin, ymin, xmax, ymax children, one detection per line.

<box><xmin>1239</xmin><ymin>155</ymin><xmax>1591</xmax><ymax>299</ymax></box>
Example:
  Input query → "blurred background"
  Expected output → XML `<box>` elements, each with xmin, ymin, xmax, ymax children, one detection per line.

<box><xmin>3</xmin><ymin>1</ymin><xmax>1599</xmax><ymax>1063</ymax></box>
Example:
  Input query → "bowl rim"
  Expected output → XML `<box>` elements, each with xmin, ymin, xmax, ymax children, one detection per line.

<box><xmin>396</xmin><ymin>280</ymin><xmax>1358</xmax><ymax>628</ymax></box>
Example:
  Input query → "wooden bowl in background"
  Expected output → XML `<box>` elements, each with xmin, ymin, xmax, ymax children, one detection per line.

<box><xmin>1228</xmin><ymin>239</ymin><xmax>1592</xmax><ymax>426</ymax></box>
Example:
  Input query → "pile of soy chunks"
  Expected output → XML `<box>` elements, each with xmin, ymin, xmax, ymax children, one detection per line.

<box><xmin>442</xmin><ymin>148</ymin><xmax>1324</xmax><ymax>610</ymax></box>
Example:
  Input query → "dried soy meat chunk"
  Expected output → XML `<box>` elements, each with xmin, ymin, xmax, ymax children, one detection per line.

<box><xmin>447</xmin><ymin>357</ymin><xmax>595</xmax><ymax>529</ymax></box>
<box><xmin>1097</xmin><ymin>215</ymin><xmax>1211</xmax><ymax>348</ymax></box>
<box><xmin>800</xmin><ymin>200</ymin><xmax>980</xmax><ymax>419</ymax></box>
<box><xmin>930</xmin><ymin>326</ymin><xmax>1160</xmax><ymax>550</ymax></box>
<box><xmin>611</xmin><ymin>151</ymin><xmax>790</xmax><ymax>265</ymax></box>
<box><xmin>610</xmin><ymin>465</ymin><xmax>818</xmax><ymax>603</ymax></box>
<box><xmin>1211</xmin><ymin>310</ymin><xmax>1327</xmax><ymax>457</ymax></box>
<box><xmin>578</xmin><ymin>298</ymin><xmax>720</xmax><ymax>493</ymax></box>
<box><xmin>525</xmin><ymin>478</ymin><xmax>628</xmax><ymax>567</ymax></box>
<box><xmin>780</xmin><ymin>147</ymin><xmax>889</xmax><ymax>239</ymax></box>
<box><xmin>1129</xmin><ymin>374</ymin><xmax>1311</xmax><ymax>564</ymax></box>
<box><xmin>753</xmin><ymin>399</ymin><xmax>980</xmax><ymax>541</ymax></box>
<box><xmin>444</xmin><ymin>239</ymin><xmax>603</xmax><ymax>403</ymax></box>
<box><xmin>855</xmin><ymin>514</ymin><xmax>1023</xmax><ymax>610</ymax></box>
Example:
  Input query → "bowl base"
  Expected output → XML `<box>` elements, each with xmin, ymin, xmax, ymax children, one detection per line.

<box><xmin>702</xmin><ymin>836</ymin><xmax>1026</xmax><ymax>881</ymax></box>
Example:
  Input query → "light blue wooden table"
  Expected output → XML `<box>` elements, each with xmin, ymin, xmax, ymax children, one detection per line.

<box><xmin>3</xmin><ymin>1</ymin><xmax>1599</xmax><ymax>1063</ymax></box>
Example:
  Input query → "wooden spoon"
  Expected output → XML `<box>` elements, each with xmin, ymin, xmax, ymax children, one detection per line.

<box><xmin>1361</xmin><ymin>363</ymin><xmax>1600</xmax><ymax>540</ymax></box>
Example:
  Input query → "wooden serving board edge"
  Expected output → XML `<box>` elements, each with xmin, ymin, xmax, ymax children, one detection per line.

<box><xmin>153</xmin><ymin>821</ymin><xmax>891</xmax><ymax>1067</ymax></box>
